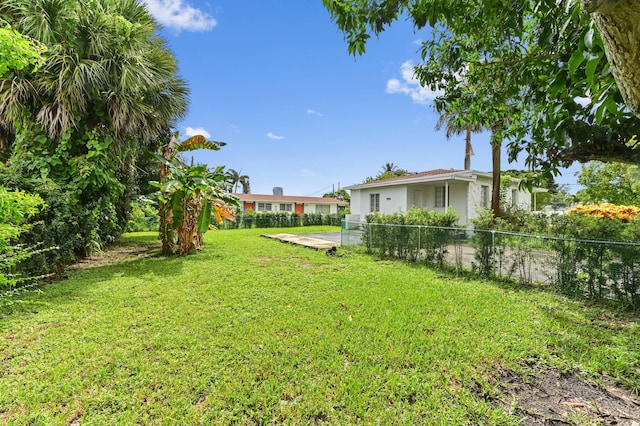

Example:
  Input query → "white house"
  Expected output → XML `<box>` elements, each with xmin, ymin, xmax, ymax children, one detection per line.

<box><xmin>345</xmin><ymin>168</ymin><xmax>534</xmax><ymax>225</ymax></box>
<box><xmin>234</xmin><ymin>193</ymin><xmax>348</xmax><ymax>215</ymax></box>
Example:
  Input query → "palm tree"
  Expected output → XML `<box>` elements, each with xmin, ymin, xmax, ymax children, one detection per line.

<box><xmin>240</xmin><ymin>176</ymin><xmax>250</xmax><ymax>194</ymax></box>
<box><xmin>0</xmin><ymin>0</ymin><xmax>188</xmax><ymax>144</ymax></box>
<box><xmin>0</xmin><ymin>0</ymin><xmax>189</xmax><ymax>247</ymax></box>
<box><xmin>227</xmin><ymin>169</ymin><xmax>250</xmax><ymax>193</ymax></box>
<box><xmin>381</xmin><ymin>162</ymin><xmax>399</xmax><ymax>174</ymax></box>
<box><xmin>435</xmin><ymin>112</ymin><xmax>483</xmax><ymax>170</ymax></box>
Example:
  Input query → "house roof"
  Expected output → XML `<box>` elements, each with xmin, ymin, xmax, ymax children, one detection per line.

<box><xmin>233</xmin><ymin>193</ymin><xmax>347</xmax><ymax>205</ymax></box>
<box><xmin>345</xmin><ymin>168</ymin><xmax>492</xmax><ymax>190</ymax></box>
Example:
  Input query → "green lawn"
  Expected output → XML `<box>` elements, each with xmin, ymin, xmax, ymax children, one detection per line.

<box><xmin>1</xmin><ymin>227</ymin><xmax>639</xmax><ymax>424</ymax></box>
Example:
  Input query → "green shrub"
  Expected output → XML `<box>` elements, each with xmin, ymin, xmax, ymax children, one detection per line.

<box><xmin>222</xmin><ymin>211</ymin><xmax>343</xmax><ymax>229</ymax></box>
<box><xmin>0</xmin><ymin>186</ymin><xmax>55</xmax><ymax>292</ymax></box>
<box><xmin>362</xmin><ymin>208</ymin><xmax>460</xmax><ymax>266</ymax></box>
<box><xmin>126</xmin><ymin>198</ymin><xmax>159</xmax><ymax>232</ymax></box>
<box><xmin>469</xmin><ymin>209</ymin><xmax>502</xmax><ymax>278</ymax></box>
<box><xmin>547</xmin><ymin>212</ymin><xmax>640</xmax><ymax>306</ymax></box>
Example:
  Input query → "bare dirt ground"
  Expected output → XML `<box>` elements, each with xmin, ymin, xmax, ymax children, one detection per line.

<box><xmin>493</xmin><ymin>368</ymin><xmax>640</xmax><ymax>425</ymax></box>
<box><xmin>68</xmin><ymin>242</ymin><xmax>161</xmax><ymax>270</ymax></box>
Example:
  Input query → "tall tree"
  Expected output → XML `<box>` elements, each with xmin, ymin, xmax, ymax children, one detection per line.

<box><xmin>576</xmin><ymin>161</ymin><xmax>640</xmax><ymax>206</ymax></box>
<box><xmin>227</xmin><ymin>169</ymin><xmax>250</xmax><ymax>193</ymax></box>
<box><xmin>0</xmin><ymin>0</ymin><xmax>189</xmax><ymax>259</ymax></box>
<box><xmin>0</xmin><ymin>23</ymin><xmax>46</xmax><ymax>150</ymax></box>
<box><xmin>323</xmin><ymin>0</ymin><xmax>640</xmax><ymax>187</ymax></box>
<box><xmin>381</xmin><ymin>162</ymin><xmax>398</xmax><ymax>174</ymax></box>
<box><xmin>585</xmin><ymin>1</ymin><xmax>640</xmax><ymax>117</ymax></box>
<box><xmin>365</xmin><ymin>164</ymin><xmax>411</xmax><ymax>182</ymax></box>
<box><xmin>435</xmin><ymin>111</ymin><xmax>483</xmax><ymax>170</ymax></box>
<box><xmin>0</xmin><ymin>0</ymin><xmax>188</xmax><ymax>144</ymax></box>
<box><xmin>323</xmin><ymin>188</ymin><xmax>351</xmax><ymax>203</ymax></box>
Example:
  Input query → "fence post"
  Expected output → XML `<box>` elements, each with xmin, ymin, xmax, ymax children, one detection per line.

<box><xmin>491</xmin><ymin>230</ymin><xmax>496</xmax><ymax>277</ymax></box>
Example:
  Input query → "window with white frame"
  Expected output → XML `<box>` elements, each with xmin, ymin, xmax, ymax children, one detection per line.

<box><xmin>480</xmin><ymin>185</ymin><xmax>490</xmax><ymax>208</ymax></box>
<box><xmin>316</xmin><ymin>204</ymin><xmax>330</xmax><ymax>214</ymax></box>
<box><xmin>511</xmin><ymin>189</ymin><xmax>518</xmax><ymax>206</ymax></box>
<box><xmin>435</xmin><ymin>186</ymin><xmax>448</xmax><ymax>208</ymax></box>
<box><xmin>369</xmin><ymin>193</ymin><xmax>380</xmax><ymax>212</ymax></box>
<box><xmin>257</xmin><ymin>202</ymin><xmax>272</xmax><ymax>212</ymax></box>
<box><xmin>279</xmin><ymin>203</ymin><xmax>292</xmax><ymax>212</ymax></box>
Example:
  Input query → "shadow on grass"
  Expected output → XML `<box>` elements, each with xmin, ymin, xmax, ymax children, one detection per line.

<box><xmin>347</xmin><ymin>245</ymin><xmax>640</xmax><ymax>321</ymax></box>
<box><xmin>0</xmin><ymin>234</ymin><xmax>207</xmax><ymax>321</ymax></box>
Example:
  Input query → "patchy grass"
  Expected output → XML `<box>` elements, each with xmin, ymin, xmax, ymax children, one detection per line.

<box><xmin>1</xmin><ymin>226</ymin><xmax>639</xmax><ymax>424</ymax></box>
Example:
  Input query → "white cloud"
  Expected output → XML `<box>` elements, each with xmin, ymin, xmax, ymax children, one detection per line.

<box><xmin>228</xmin><ymin>124</ymin><xmax>240</xmax><ymax>133</ymax></box>
<box><xmin>267</xmin><ymin>132</ymin><xmax>285</xmax><ymax>140</ymax></box>
<box><xmin>386</xmin><ymin>61</ymin><xmax>444</xmax><ymax>104</ymax></box>
<box><xmin>141</xmin><ymin>0</ymin><xmax>217</xmax><ymax>32</ymax></box>
<box><xmin>185</xmin><ymin>126</ymin><xmax>211</xmax><ymax>138</ymax></box>
<box><xmin>306</xmin><ymin>108</ymin><xmax>322</xmax><ymax>117</ymax></box>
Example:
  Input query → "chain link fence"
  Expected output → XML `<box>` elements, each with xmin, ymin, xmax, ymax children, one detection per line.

<box><xmin>341</xmin><ymin>220</ymin><xmax>640</xmax><ymax>309</ymax></box>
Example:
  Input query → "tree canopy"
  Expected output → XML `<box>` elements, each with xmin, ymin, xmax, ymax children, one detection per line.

<box><xmin>323</xmin><ymin>0</ymin><xmax>640</xmax><ymax>186</ymax></box>
<box><xmin>323</xmin><ymin>188</ymin><xmax>351</xmax><ymax>203</ymax></box>
<box><xmin>0</xmin><ymin>25</ymin><xmax>45</xmax><ymax>78</ymax></box>
<box><xmin>364</xmin><ymin>163</ymin><xmax>411</xmax><ymax>182</ymax></box>
<box><xmin>0</xmin><ymin>0</ymin><xmax>190</xmax><ymax>268</ymax></box>
<box><xmin>576</xmin><ymin>161</ymin><xmax>640</xmax><ymax>206</ymax></box>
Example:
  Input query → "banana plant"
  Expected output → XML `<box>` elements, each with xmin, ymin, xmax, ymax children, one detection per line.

<box><xmin>153</xmin><ymin>135</ymin><xmax>238</xmax><ymax>255</ymax></box>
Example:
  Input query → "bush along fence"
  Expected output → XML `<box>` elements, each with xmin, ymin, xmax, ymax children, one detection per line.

<box><xmin>1</xmin><ymin>186</ymin><xmax>58</xmax><ymax>298</ymax></box>
<box><xmin>340</xmin><ymin>207</ymin><xmax>640</xmax><ymax>310</ymax></box>
<box><xmin>220</xmin><ymin>211</ymin><xmax>345</xmax><ymax>229</ymax></box>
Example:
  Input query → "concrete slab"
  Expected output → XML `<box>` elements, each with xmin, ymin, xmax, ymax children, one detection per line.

<box><xmin>262</xmin><ymin>233</ymin><xmax>340</xmax><ymax>250</ymax></box>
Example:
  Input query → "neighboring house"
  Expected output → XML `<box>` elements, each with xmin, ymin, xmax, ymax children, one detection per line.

<box><xmin>345</xmin><ymin>169</ymin><xmax>534</xmax><ymax>225</ymax></box>
<box><xmin>234</xmin><ymin>193</ymin><xmax>348</xmax><ymax>215</ymax></box>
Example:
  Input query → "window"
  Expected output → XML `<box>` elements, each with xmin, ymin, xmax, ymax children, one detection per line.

<box><xmin>480</xmin><ymin>185</ymin><xmax>490</xmax><ymax>208</ymax></box>
<box><xmin>257</xmin><ymin>202</ymin><xmax>272</xmax><ymax>212</ymax></box>
<box><xmin>511</xmin><ymin>189</ymin><xmax>518</xmax><ymax>206</ymax></box>
<box><xmin>435</xmin><ymin>186</ymin><xmax>448</xmax><ymax>208</ymax></box>
<box><xmin>369</xmin><ymin>193</ymin><xmax>380</xmax><ymax>212</ymax></box>
<box><xmin>316</xmin><ymin>204</ymin><xmax>330</xmax><ymax>214</ymax></box>
<box><xmin>279</xmin><ymin>203</ymin><xmax>292</xmax><ymax>212</ymax></box>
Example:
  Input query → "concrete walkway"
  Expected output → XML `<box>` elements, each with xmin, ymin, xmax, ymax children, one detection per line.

<box><xmin>262</xmin><ymin>233</ymin><xmax>339</xmax><ymax>250</ymax></box>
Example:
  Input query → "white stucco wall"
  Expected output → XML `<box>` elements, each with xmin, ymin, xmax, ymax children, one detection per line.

<box><xmin>507</xmin><ymin>186</ymin><xmax>532</xmax><ymax>210</ymax></box>
<box><xmin>467</xmin><ymin>176</ymin><xmax>533</xmax><ymax>221</ymax></box>
<box><xmin>467</xmin><ymin>176</ymin><xmax>492</xmax><ymax>222</ymax></box>
<box><xmin>354</xmin><ymin>186</ymin><xmax>408</xmax><ymax>216</ymax></box>
<box><xmin>350</xmin><ymin>173</ymin><xmax>535</xmax><ymax>225</ymax></box>
<box><xmin>350</xmin><ymin>191</ymin><xmax>361</xmax><ymax>217</ymax></box>
<box><xmin>447</xmin><ymin>182</ymin><xmax>468</xmax><ymax>224</ymax></box>
<box><xmin>302</xmin><ymin>203</ymin><xmax>340</xmax><ymax>214</ymax></box>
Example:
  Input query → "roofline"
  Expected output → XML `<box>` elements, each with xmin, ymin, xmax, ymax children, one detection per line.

<box><xmin>345</xmin><ymin>170</ymin><xmax>488</xmax><ymax>190</ymax></box>
<box><xmin>233</xmin><ymin>193</ymin><xmax>348</xmax><ymax>204</ymax></box>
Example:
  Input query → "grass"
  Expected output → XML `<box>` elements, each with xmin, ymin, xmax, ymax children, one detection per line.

<box><xmin>1</xmin><ymin>226</ymin><xmax>639</xmax><ymax>424</ymax></box>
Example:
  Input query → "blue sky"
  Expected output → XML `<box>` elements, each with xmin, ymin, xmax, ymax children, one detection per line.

<box><xmin>141</xmin><ymin>0</ymin><xmax>581</xmax><ymax>196</ymax></box>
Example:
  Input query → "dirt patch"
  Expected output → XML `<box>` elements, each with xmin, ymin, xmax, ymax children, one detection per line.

<box><xmin>495</xmin><ymin>369</ymin><xmax>640</xmax><ymax>425</ymax></box>
<box><xmin>68</xmin><ymin>243</ymin><xmax>161</xmax><ymax>270</ymax></box>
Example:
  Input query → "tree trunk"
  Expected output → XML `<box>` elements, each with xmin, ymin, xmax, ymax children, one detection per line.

<box><xmin>584</xmin><ymin>0</ymin><xmax>640</xmax><ymax>117</ymax></box>
<box><xmin>159</xmin><ymin>135</ymin><xmax>177</xmax><ymax>254</ymax></box>
<box><xmin>464</xmin><ymin>128</ymin><xmax>472</xmax><ymax>170</ymax></box>
<box><xmin>491</xmin><ymin>129</ymin><xmax>501</xmax><ymax>218</ymax></box>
